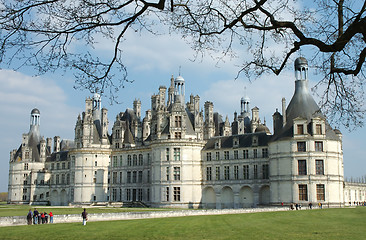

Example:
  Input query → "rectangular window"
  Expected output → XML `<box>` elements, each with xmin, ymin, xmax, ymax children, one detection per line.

<box><xmin>297</xmin><ymin>142</ymin><xmax>306</xmax><ymax>152</ymax></box>
<box><xmin>224</xmin><ymin>166</ymin><xmax>230</xmax><ymax>180</ymax></box>
<box><xmin>138</xmin><ymin>171</ymin><xmax>143</xmax><ymax>183</ymax></box>
<box><xmin>119</xmin><ymin>156</ymin><xmax>123</xmax><ymax>166</ymax></box>
<box><xmin>262</xmin><ymin>164</ymin><xmax>269</xmax><ymax>179</ymax></box>
<box><xmin>234</xmin><ymin>165</ymin><xmax>239</xmax><ymax>180</ymax></box>
<box><xmin>315</xmin><ymin>141</ymin><xmax>323</xmax><ymax>152</ymax></box>
<box><xmin>126</xmin><ymin>189</ymin><xmax>131</xmax><ymax>201</ymax></box>
<box><xmin>315</xmin><ymin>124</ymin><xmax>322</xmax><ymax>135</ymax></box>
<box><xmin>206</xmin><ymin>167</ymin><xmax>212</xmax><ymax>181</ymax></box>
<box><xmin>112</xmin><ymin>189</ymin><xmax>117</xmax><ymax>201</ymax></box>
<box><xmin>243</xmin><ymin>150</ymin><xmax>248</xmax><ymax>159</ymax></box>
<box><xmin>174</xmin><ymin>167</ymin><xmax>181</xmax><ymax>181</ymax></box>
<box><xmin>173</xmin><ymin>187</ymin><xmax>181</xmax><ymax>201</ymax></box>
<box><xmin>224</xmin><ymin>151</ymin><xmax>229</xmax><ymax>160</ymax></box>
<box><xmin>316</xmin><ymin>160</ymin><xmax>324</xmax><ymax>175</ymax></box>
<box><xmin>253</xmin><ymin>165</ymin><xmax>258</xmax><ymax>179</ymax></box>
<box><xmin>166</xmin><ymin>148</ymin><xmax>170</xmax><ymax>161</ymax></box>
<box><xmin>113</xmin><ymin>156</ymin><xmax>117</xmax><ymax>167</ymax></box>
<box><xmin>234</xmin><ymin>150</ymin><xmax>238</xmax><ymax>159</ymax></box>
<box><xmin>253</xmin><ymin>149</ymin><xmax>258</xmax><ymax>158</ymax></box>
<box><xmin>174</xmin><ymin>148</ymin><xmax>180</xmax><ymax>161</ymax></box>
<box><xmin>165</xmin><ymin>187</ymin><xmax>169</xmax><ymax>201</ymax></box>
<box><xmin>215</xmin><ymin>166</ymin><xmax>220</xmax><ymax>180</ymax></box>
<box><xmin>127</xmin><ymin>155</ymin><xmax>132</xmax><ymax>166</ymax></box>
<box><xmin>297</xmin><ymin>124</ymin><xmax>304</xmax><ymax>134</ymax></box>
<box><xmin>174</xmin><ymin>132</ymin><xmax>182</xmax><ymax>139</ymax></box>
<box><xmin>166</xmin><ymin>167</ymin><xmax>170</xmax><ymax>181</ymax></box>
<box><xmin>62</xmin><ymin>162</ymin><xmax>66</xmax><ymax>169</ymax></box>
<box><xmin>206</xmin><ymin>152</ymin><xmax>212</xmax><ymax>161</ymax></box>
<box><xmin>299</xmin><ymin>184</ymin><xmax>308</xmax><ymax>201</ymax></box>
<box><xmin>132</xmin><ymin>171</ymin><xmax>137</xmax><ymax>183</ymax></box>
<box><xmin>262</xmin><ymin>148</ymin><xmax>268</xmax><ymax>158</ymax></box>
<box><xmin>243</xmin><ymin>165</ymin><xmax>249</xmax><ymax>179</ymax></box>
<box><xmin>112</xmin><ymin>172</ymin><xmax>117</xmax><ymax>184</ymax></box>
<box><xmin>94</xmin><ymin>161</ymin><xmax>97</xmax><ymax>167</ymax></box>
<box><xmin>316</xmin><ymin>184</ymin><xmax>325</xmax><ymax>201</ymax></box>
<box><xmin>215</xmin><ymin>152</ymin><xmax>220</xmax><ymax>160</ymax></box>
<box><xmin>175</xmin><ymin>116</ymin><xmax>182</xmax><ymax>127</ymax></box>
<box><xmin>127</xmin><ymin>171</ymin><xmax>131</xmax><ymax>183</ymax></box>
<box><xmin>133</xmin><ymin>155</ymin><xmax>137</xmax><ymax>166</ymax></box>
<box><xmin>119</xmin><ymin>172</ymin><xmax>123</xmax><ymax>183</ymax></box>
<box><xmin>138</xmin><ymin>189</ymin><xmax>143</xmax><ymax>201</ymax></box>
<box><xmin>138</xmin><ymin>154</ymin><xmax>143</xmax><ymax>165</ymax></box>
<box><xmin>298</xmin><ymin>160</ymin><xmax>307</xmax><ymax>175</ymax></box>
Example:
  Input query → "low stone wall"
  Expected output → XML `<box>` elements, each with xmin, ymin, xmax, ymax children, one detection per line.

<box><xmin>0</xmin><ymin>207</ymin><xmax>289</xmax><ymax>227</ymax></box>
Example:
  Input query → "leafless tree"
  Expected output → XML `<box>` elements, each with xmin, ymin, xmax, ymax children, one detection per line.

<box><xmin>0</xmin><ymin>0</ymin><xmax>365</xmax><ymax>128</ymax></box>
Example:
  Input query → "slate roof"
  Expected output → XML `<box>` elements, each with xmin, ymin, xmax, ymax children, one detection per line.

<box><xmin>203</xmin><ymin>132</ymin><xmax>271</xmax><ymax>150</ymax></box>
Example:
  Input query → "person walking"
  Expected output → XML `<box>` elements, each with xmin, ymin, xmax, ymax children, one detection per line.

<box><xmin>49</xmin><ymin>211</ymin><xmax>54</xmax><ymax>223</ymax></box>
<box><xmin>81</xmin><ymin>208</ymin><xmax>88</xmax><ymax>226</ymax></box>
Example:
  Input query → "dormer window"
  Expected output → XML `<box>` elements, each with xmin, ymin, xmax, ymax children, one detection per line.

<box><xmin>297</xmin><ymin>125</ymin><xmax>304</xmax><ymax>135</ymax></box>
<box><xmin>233</xmin><ymin>137</ymin><xmax>239</xmax><ymax>148</ymax></box>
<box><xmin>252</xmin><ymin>136</ymin><xmax>258</xmax><ymax>147</ymax></box>
<box><xmin>315</xmin><ymin>124</ymin><xmax>322</xmax><ymax>135</ymax></box>
<box><xmin>215</xmin><ymin>139</ymin><xmax>221</xmax><ymax>149</ymax></box>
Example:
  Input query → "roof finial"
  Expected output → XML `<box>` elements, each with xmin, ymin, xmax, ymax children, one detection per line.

<box><xmin>179</xmin><ymin>66</ymin><xmax>181</xmax><ymax>76</ymax></box>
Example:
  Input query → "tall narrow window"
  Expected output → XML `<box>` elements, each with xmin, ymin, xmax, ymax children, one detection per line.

<box><xmin>253</xmin><ymin>149</ymin><xmax>258</xmax><ymax>158</ymax></box>
<box><xmin>215</xmin><ymin>166</ymin><xmax>220</xmax><ymax>180</ymax></box>
<box><xmin>138</xmin><ymin>154</ymin><xmax>143</xmax><ymax>165</ymax></box>
<box><xmin>315</xmin><ymin>124</ymin><xmax>322</xmax><ymax>134</ymax></box>
<box><xmin>127</xmin><ymin>171</ymin><xmax>131</xmax><ymax>183</ymax></box>
<box><xmin>166</xmin><ymin>167</ymin><xmax>170</xmax><ymax>181</ymax></box>
<box><xmin>127</xmin><ymin>155</ymin><xmax>132</xmax><ymax>166</ymax></box>
<box><xmin>206</xmin><ymin>167</ymin><xmax>212</xmax><ymax>181</ymax></box>
<box><xmin>262</xmin><ymin>148</ymin><xmax>268</xmax><ymax>158</ymax></box>
<box><xmin>24</xmin><ymin>163</ymin><xmax>28</xmax><ymax>170</ymax></box>
<box><xmin>224</xmin><ymin>166</ymin><xmax>230</xmax><ymax>180</ymax></box>
<box><xmin>174</xmin><ymin>148</ymin><xmax>180</xmax><ymax>161</ymax></box>
<box><xmin>234</xmin><ymin>150</ymin><xmax>238</xmax><ymax>159</ymax></box>
<box><xmin>262</xmin><ymin>164</ymin><xmax>269</xmax><ymax>179</ymax></box>
<box><xmin>206</xmin><ymin>152</ymin><xmax>212</xmax><ymax>161</ymax></box>
<box><xmin>299</xmin><ymin>184</ymin><xmax>308</xmax><ymax>201</ymax></box>
<box><xmin>298</xmin><ymin>160</ymin><xmax>307</xmax><ymax>175</ymax></box>
<box><xmin>243</xmin><ymin>150</ymin><xmax>248</xmax><ymax>159</ymax></box>
<box><xmin>243</xmin><ymin>165</ymin><xmax>249</xmax><ymax>179</ymax></box>
<box><xmin>316</xmin><ymin>184</ymin><xmax>325</xmax><ymax>201</ymax></box>
<box><xmin>166</xmin><ymin>148</ymin><xmax>170</xmax><ymax>161</ymax></box>
<box><xmin>173</xmin><ymin>187</ymin><xmax>181</xmax><ymax>201</ymax></box>
<box><xmin>316</xmin><ymin>160</ymin><xmax>324</xmax><ymax>175</ymax></box>
<box><xmin>175</xmin><ymin>116</ymin><xmax>182</xmax><ymax>127</ymax></box>
<box><xmin>215</xmin><ymin>152</ymin><xmax>220</xmax><ymax>160</ymax></box>
<box><xmin>297</xmin><ymin>124</ymin><xmax>304</xmax><ymax>134</ymax></box>
<box><xmin>133</xmin><ymin>154</ymin><xmax>137</xmax><ymax>166</ymax></box>
<box><xmin>224</xmin><ymin>151</ymin><xmax>229</xmax><ymax>160</ymax></box>
<box><xmin>138</xmin><ymin>171</ymin><xmax>143</xmax><ymax>183</ymax></box>
<box><xmin>253</xmin><ymin>165</ymin><xmax>258</xmax><ymax>179</ymax></box>
<box><xmin>165</xmin><ymin>187</ymin><xmax>169</xmax><ymax>201</ymax></box>
<box><xmin>234</xmin><ymin>165</ymin><xmax>239</xmax><ymax>180</ymax></box>
<box><xmin>174</xmin><ymin>167</ymin><xmax>181</xmax><ymax>180</ymax></box>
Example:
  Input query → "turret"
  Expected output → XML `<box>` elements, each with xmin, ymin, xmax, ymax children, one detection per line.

<box><xmin>133</xmin><ymin>99</ymin><xmax>141</xmax><ymax>119</ymax></box>
<box><xmin>29</xmin><ymin>108</ymin><xmax>41</xmax><ymax>142</ymax></box>
<box><xmin>53</xmin><ymin>136</ymin><xmax>60</xmax><ymax>152</ymax></box>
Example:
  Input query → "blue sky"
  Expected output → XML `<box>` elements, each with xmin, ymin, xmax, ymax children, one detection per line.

<box><xmin>0</xmin><ymin>26</ymin><xmax>365</xmax><ymax>192</ymax></box>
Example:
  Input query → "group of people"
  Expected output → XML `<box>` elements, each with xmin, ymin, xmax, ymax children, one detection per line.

<box><xmin>26</xmin><ymin>208</ymin><xmax>54</xmax><ymax>225</ymax></box>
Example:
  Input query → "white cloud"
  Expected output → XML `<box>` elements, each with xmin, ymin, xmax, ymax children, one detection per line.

<box><xmin>0</xmin><ymin>70</ymin><xmax>79</xmax><ymax>191</ymax></box>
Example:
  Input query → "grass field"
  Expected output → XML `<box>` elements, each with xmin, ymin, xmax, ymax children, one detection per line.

<box><xmin>0</xmin><ymin>207</ymin><xmax>365</xmax><ymax>240</ymax></box>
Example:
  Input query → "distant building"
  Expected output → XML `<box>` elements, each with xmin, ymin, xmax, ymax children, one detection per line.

<box><xmin>8</xmin><ymin>58</ymin><xmax>366</xmax><ymax>207</ymax></box>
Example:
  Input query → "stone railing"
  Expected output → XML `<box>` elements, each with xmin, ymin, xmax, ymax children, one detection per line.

<box><xmin>0</xmin><ymin>207</ymin><xmax>288</xmax><ymax>227</ymax></box>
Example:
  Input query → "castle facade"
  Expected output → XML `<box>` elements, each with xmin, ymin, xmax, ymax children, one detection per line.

<box><xmin>8</xmin><ymin>58</ymin><xmax>366</xmax><ymax>208</ymax></box>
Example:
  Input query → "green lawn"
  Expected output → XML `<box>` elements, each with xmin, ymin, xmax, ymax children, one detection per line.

<box><xmin>0</xmin><ymin>207</ymin><xmax>365</xmax><ymax>240</ymax></box>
